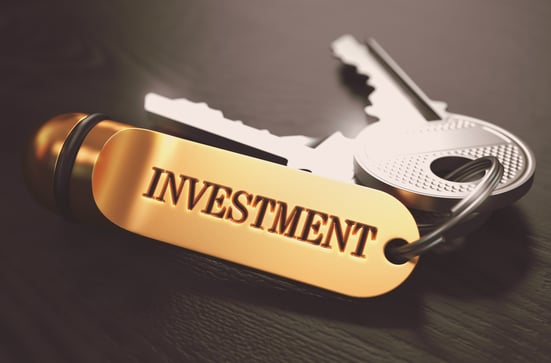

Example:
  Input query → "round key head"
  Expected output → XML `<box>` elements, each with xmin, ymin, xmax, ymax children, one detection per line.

<box><xmin>353</xmin><ymin>114</ymin><xmax>536</xmax><ymax>212</ymax></box>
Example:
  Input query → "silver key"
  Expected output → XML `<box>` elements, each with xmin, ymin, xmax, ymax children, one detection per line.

<box><xmin>144</xmin><ymin>35</ymin><xmax>535</xmax><ymax>213</ymax></box>
<box><xmin>329</xmin><ymin>35</ymin><xmax>535</xmax><ymax>212</ymax></box>
<box><xmin>144</xmin><ymin>93</ymin><xmax>350</xmax><ymax>182</ymax></box>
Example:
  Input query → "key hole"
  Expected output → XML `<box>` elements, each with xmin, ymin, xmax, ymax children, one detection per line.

<box><xmin>384</xmin><ymin>239</ymin><xmax>409</xmax><ymax>265</ymax></box>
<box><xmin>430</xmin><ymin>156</ymin><xmax>485</xmax><ymax>182</ymax></box>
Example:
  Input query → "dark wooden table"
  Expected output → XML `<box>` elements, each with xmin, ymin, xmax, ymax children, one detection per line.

<box><xmin>2</xmin><ymin>0</ymin><xmax>550</xmax><ymax>361</ymax></box>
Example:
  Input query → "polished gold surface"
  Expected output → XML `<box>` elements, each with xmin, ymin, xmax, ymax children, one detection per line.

<box><xmin>25</xmin><ymin>114</ymin><xmax>419</xmax><ymax>296</ymax></box>
<box><xmin>69</xmin><ymin>119</ymin><xmax>128</xmax><ymax>221</ymax></box>
<box><xmin>93</xmin><ymin>128</ymin><xmax>419</xmax><ymax>297</ymax></box>
<box><xmin>24</xmin><ymin>113</ymin><xmax>87</xmax><ymax>211</ymax></box>
<box><xmin>23</xmin><ymin>113</ymin><xmax>128</xmax><ymax>221</ymax></box>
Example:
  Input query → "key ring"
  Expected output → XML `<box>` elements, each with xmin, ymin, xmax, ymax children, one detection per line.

<box><xmin>389</xmin><ymin>156</ymin><xmax>504</xmax><ymax>261</ymax></box>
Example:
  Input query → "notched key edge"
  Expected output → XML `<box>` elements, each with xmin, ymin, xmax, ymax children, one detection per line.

<box><xmin>331</xmin><ymin>35</ymin><xmax>449</xmax><ymax>123</ymax></box>
<box><xmin>144</xmin><ymin>94</ymin><xmax>288</xmax><ymax>165</ymax></box>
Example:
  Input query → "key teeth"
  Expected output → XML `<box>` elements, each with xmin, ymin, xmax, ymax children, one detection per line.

<box><xmin>176</xmin><ymin>97</ymin><xmax>244</xmax><ymax>125</ymax></box>
<box><xmin>148</xmin><ymin>93</ymin><xmax>307</xmax><ymax>147</ymax></box>
<box><xmin>333</xmin><ymin>35</ymin><xmax>449</xmax><ymax>122</ymax></box>
<box><xmin>332</xmin><ymin>35</ymin><xmax>385</xmax><ymax>120</ymax></box>
<box><xmin>364</xmin><ymin>105</ymin><xmax>380</xmax><ymax>121</ymax></box>
<box><xmin>195</xmin><ymin>101</ymin><xmax>226</xmax><ymax>120</ymax></box>
<box><xmin>171</xmin><ymin>96</ymin><xmax>279</xmax><ymax>138</ymax></box>
<box><xmin>146</xmin><ymin>93</ymin><xmax>333</xmax><ymax>176</ymax></box>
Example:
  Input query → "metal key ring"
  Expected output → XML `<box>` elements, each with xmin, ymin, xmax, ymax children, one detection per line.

<box><xmin>390</xmin><ymin>156</ymin><xmax>504</xmax><ymax>261</ymax></box>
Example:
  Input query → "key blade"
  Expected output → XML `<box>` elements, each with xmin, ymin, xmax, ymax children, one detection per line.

<box><xmin>280</xmin><ymin>134</ymin><xmax>320</xmax><ymax>147</ymax></box>
<box><xmin>313</xmin><ymin>131</ymin><xmax>355</xmax><ymax>183</ymax></box>
<box><xmin>144</xmin><ymin>93</ymin><xmax>333</xmax><ymax>177</ymax></box>
<box><xmin>331</xmin><ymin>35</ymin><xmax>446</xmax><ymax>124</ymax></box>
<box><xmin>365</xmin><ymin>38</ymin><xmax>445</xmax><ymax>121</ymax></box>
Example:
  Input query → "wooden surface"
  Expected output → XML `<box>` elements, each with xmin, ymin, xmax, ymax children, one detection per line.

<box><xmin>2</xmin><ymin>0</ymin><xmax>550</xmax><ymax>361</ymax></box>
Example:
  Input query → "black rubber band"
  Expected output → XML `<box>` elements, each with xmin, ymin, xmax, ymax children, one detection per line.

<box><xmin>53</xmin><ymin>113</ymin><xmax>109</xmax><ymax>217</ymax></box>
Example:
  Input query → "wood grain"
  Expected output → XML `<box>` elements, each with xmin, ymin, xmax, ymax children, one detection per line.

<box><xmin>2</xmin><ymin>0</ymin><xmax>550</xmax><ymax>361</ymax></box>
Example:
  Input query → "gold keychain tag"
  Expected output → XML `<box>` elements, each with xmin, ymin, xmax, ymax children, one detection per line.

<box><xmin>92</xmin><ymin>128</ymin><xmax>419</xmax><ymax>297</ymax></box>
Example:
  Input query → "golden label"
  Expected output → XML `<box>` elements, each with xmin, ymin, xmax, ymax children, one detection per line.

<box><xmin>92</xmin><ymin>128</ymin><xmax>419</xmax><ymax>297</ymax></box>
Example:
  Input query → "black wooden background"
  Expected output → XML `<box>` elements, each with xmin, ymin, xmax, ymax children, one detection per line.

<box><xmin>2</xmin><ymin>0</ymin><xmax>550</xmax><ymax>361</ymax></box>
